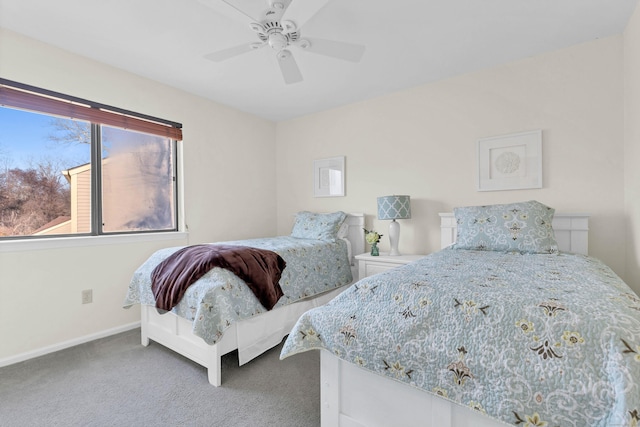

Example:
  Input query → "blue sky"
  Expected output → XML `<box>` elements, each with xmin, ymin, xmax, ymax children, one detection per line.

<box><xmin>0</xmin><ymin>107</ymin><xmax>90</xmax><ymax>170</ymax></box>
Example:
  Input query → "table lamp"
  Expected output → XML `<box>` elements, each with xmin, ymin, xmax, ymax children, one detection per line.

<box><xmin>377</xmin><ymin>195</ymin><xmax>411</xmax><ymax>256</ymax></box>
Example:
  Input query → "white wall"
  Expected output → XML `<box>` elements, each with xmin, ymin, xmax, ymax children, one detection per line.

<box><xmin>276</xmin><ymin>36</ymin><xmax>630</xmax><ymax>291</ymax></box>
<box><xmin>0</xmin><ymin>29</ymin><xmax>277</xmax><ymax>363</ymax></box>
<box><xmin>625</xmin><ymin>4</ymin><xmax>640</xmax><ymax>291</ymax></box>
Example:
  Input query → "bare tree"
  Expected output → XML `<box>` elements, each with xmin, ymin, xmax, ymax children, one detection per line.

<box><xmin>47</xmin><ymin>118</ymin><xmax>91</xmax><ymax>146</ymax></box>
<box><xmin>0</xmin><ymin>164</ymin><xmax>70</xmax><ymax>236</ymax></box>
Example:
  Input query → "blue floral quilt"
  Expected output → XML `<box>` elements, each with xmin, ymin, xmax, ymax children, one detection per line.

<box><xmin>280</xmin><ymin>249</ymin><xmax>640</xmax><ymax>427</ymax></box>
<box><xmin>124</xmin><ymin>237</ymin><xmax>352</xmax><ymax>345</ymax></box>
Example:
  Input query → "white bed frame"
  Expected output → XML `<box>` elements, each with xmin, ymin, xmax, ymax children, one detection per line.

<box><xmin>140</xmin><ymin>213</ymin><xmax>365</xmax><ymax>386</ymax></box>
<box><xmin>320</xmin><ymin>213</ymin><xmax>590</xmax><ymax>427</ymax></box>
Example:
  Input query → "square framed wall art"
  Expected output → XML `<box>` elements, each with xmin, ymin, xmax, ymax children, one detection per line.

<box><xmin>477</xmin><ymin>130</ymin><xmax>542</xmax><ymax>191</ymax></box>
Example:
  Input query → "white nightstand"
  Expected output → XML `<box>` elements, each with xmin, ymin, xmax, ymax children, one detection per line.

<box><xmin>355</xmin><ymin>253</ymin><xmax>426</xmax><ymax>279</ymax></box>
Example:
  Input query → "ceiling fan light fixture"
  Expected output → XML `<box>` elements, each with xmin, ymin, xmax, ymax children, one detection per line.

<box><xmin>270</xmin><ymin>1</ymin><xmax>285</xmax><ymax>9</ymax></box>
<box><xmin>269</xmin><ymin>32</ymin><xmax>289</xmax><ymax>51</ymax></box>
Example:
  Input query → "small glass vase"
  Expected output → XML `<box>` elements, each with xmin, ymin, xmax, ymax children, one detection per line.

<box><xmin>370</xmin><ymin>243</ymin><xmax>379</xmax><ymax>256</ymax></box>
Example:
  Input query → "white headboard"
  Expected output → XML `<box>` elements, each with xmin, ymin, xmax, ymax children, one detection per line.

<box><xmin>344</xmin><ymin>213</ymin><xmax>365</xmax><ymax>262</ymax></box>
<box><xmin>439</xmin><ymin>213</ymin><xmax>590</xmax><ymax>255</ymax></box>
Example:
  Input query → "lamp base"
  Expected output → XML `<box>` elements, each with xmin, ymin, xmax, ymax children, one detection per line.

<box><xmin>388</xmin><ymin>220</ymin><xmax>401</xmax><ymax>256</ymax></box>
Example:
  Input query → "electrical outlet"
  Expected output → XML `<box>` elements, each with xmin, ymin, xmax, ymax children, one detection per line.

<box><xmin>81</xmin><ymin>289</ymin><xmax>93</xmax><ymax>304</ymax></box>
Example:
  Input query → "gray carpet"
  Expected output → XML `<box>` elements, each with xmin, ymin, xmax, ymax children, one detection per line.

<box><xmin>0</xmin><ymin>329</ymin><xmax>320</xmax><ymax>427</ymax></box>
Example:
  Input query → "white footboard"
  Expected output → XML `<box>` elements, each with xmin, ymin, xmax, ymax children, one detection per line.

<box><xmin>141</xmin><ymin>286</ymin><xmax>348</xmax><ymax>386</ymax></box>
<box><xmin>320</xmin><ymin>351</ymin><xmax>506</xmax><ymax>427</ymax></box>
<box><xmin>141</xmin><ymin>304</ymin><xmax>237</xmax><ymax>386</ymax></box>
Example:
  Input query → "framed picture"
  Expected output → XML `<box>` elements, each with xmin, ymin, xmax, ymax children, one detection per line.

<box><xmin>313</xmin><ymin>156</ymin><xmax>345</xmax><ymax>197</ymax></box>
<box><xmin>477</xmin><ymin>130</ymin><xmax>542</xmax><ymax>191</ymax></box>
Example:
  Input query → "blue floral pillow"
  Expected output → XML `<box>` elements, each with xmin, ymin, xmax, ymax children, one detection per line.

<box><xmin>291</xmin><ymin>211</ymin><xmax>347</xmax><ymax>242</ymax></box>
<box><xmin>452</xmin><ymin>200</ymin><xmax>558</xmax><ymax>254</ymax></box>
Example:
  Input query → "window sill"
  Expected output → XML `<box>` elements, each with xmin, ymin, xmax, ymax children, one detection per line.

<box><xmin>0</xmin><ymin>231</ymin><xmax>189</xmax><ymax>253</ymax></box>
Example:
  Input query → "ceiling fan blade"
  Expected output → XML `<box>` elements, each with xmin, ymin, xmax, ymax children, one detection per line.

<box><xmin>282</xmin><ymin>0</ymin><xmax>331</xmax><ymax>29</ymax></box>
<box><xmin>220</xmin><ymin>0</ymin><xmax>268</xmax><ymax>22</ymax></box>
<box><xmin>276</xmin><ymin>50</ymin><xmax>303</xmax><ymax>84</ymax></box>
<box><xmin>302</xmin><ymin>37</ymin><xmax>365</xmax><ymax>62</ymax></box>
<box><xmin>204</xmin><ymin>42</ymin><xmax>263</xmax><ymax>62</ymax></box>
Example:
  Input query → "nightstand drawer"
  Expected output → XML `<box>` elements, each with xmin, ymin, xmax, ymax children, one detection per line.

<box><xmin>363</xmin><ymin>262</ymin><xmax>399</xmax><ymax>277</ymax></box>
<box><xmin>355</xmin><ymin>253</ymin><xmax>426</xmax><ymax>279</ymax></box>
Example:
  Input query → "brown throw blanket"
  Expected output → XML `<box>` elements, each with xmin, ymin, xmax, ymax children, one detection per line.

<box><xmin>151</xmin><ymin>244</ymin><xmax>286</xmax><ymax>312</ymax></box>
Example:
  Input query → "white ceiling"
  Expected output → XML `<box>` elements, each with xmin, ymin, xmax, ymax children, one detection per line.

<box><xmin>0</xmin><ymin>0</ymin><xmax>638</xmax><ymax>121</ymax></box>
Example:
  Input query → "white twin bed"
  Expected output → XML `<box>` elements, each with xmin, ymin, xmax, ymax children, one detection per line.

<box><xmin>125</xmin><ymin>212</ymin><xmax>364</xmax><ymax>386</ymax></box>
<box><xmin>315</xmin><ymin>211</ymin><xmax>592</xmax><ymax>427</ymax></box>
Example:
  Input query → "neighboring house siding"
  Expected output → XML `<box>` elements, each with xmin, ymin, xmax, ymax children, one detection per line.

<box><xmin>35</xmin><ymin>163</ymin><xmax>91</xmax><ymax>236</ymax></box>
<box><xmin>75</xmin><ymin>168</ymin><xmax>91</xmax><ymax>233</ymax></box>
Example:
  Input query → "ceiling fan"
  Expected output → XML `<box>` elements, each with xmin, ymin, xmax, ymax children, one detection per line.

<box><xmin>201</xmin><ymin>0</ymin><xmax>365</xmax><ymax>84</ymax></box>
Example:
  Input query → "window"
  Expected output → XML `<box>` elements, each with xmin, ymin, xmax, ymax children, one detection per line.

<box><xmin>0</xmin><ymin>79</ymin><xmax>182</xmax><ymax>239</ymax></box>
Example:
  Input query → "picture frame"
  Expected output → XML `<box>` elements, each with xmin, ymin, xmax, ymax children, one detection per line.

<box><xmin>477</xmin><ymin>130</ymin><xmax>542</xmax><ymax>191</ymax></box>
<box><xmin>313</xmin><ymin>156</ymin><xmax>345</xmax><ymax>197</ymax></box>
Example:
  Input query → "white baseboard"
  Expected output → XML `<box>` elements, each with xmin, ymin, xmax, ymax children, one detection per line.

<box><xmin>0</xmin><ymin>321</ymin><xmax>141</xmax><ymax>368</ymax></box>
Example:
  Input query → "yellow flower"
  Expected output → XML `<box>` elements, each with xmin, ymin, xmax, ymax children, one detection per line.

<box><xmin>525</xmin><ymin>413</ymin><xmax>547</xmax><ymax>427</ymax></box>
<box><xmin>468</xmin><ymin>401</ymin><xmax>486</xmax><ymax>413</ymax></box>
<box><xmin>432</xmin><ymin>387</ymin><xmax>448</xmax><ymax>398</ymax></box>
<box><xmin>300</xmin><ymin>328</ymin><xmax>320</xmax><ymax>343</ymax></box>
<box><xmin>516</xmin><ymin>319</ymin><xmax>535</xmax><ymax>334</ymax></box>
<box><xmin>562</xmin><ymin>331</ymin><xmax>585</xmax><ymax>346</ymax></box>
